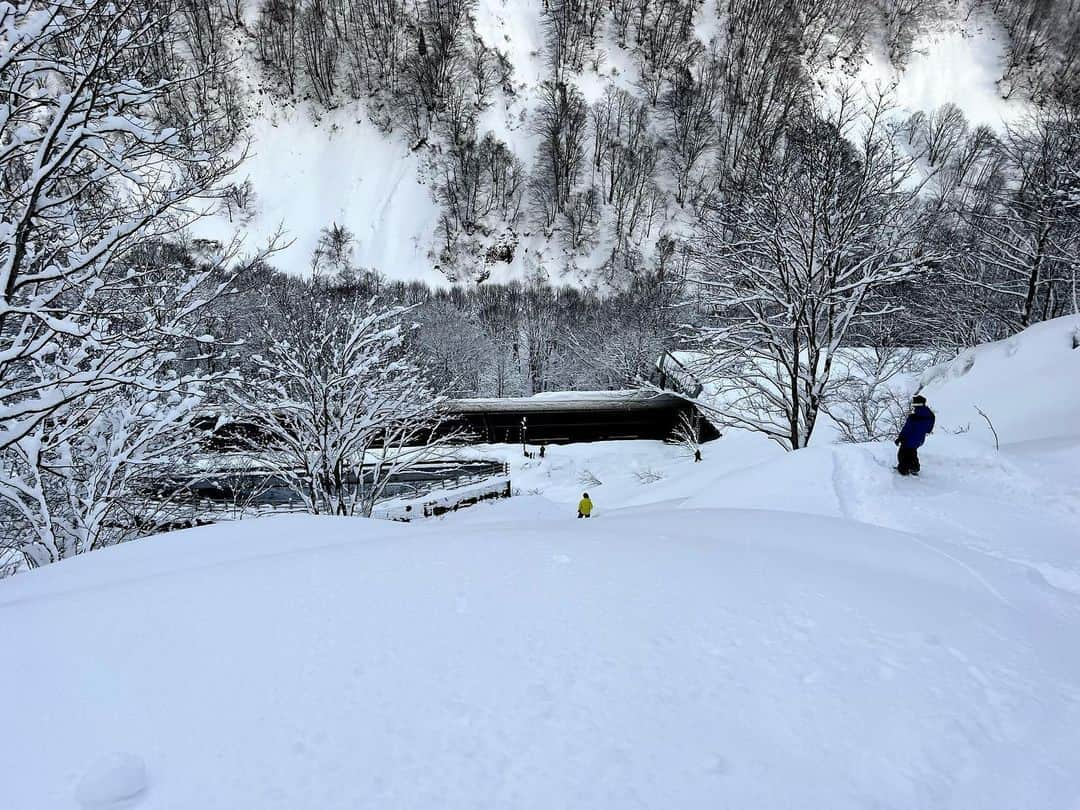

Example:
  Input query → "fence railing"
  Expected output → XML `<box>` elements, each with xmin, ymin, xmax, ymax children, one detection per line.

<box><xmin>374</xmin><ymin>474</ymin><xmax>512</xmax><ymax>522</ymax></box>
<box><xmin>140</xmin><ymin>461</ymin><xmax>512</xmax><ymax>529</ymax></box>
<box><xmin>656</xmin><ymin>351</ymin><xmax>704</xmax><ymax>398</ymax></box>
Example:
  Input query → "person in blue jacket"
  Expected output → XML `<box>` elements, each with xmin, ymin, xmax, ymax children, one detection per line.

<box><xmin>895</xmin><ymin>395</ymin><xmax>935</xmax><ymax>476</ymax></box>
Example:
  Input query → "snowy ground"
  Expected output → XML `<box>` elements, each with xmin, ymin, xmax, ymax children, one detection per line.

<box><xmin>3</xmin><ymin>321</ymin><xmax>1079</xmax><ymax>809</ymax></box>
<box><xmin>3</xmin><ymin>436</ymin><xmax>1079</xmax><ymax>809</ymax></box>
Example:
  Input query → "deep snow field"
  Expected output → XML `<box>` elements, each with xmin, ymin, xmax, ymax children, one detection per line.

<box><xmin>2</xmin><ymin>319</ymin><xmax>1079</xmax><ymax>810</ymax></box>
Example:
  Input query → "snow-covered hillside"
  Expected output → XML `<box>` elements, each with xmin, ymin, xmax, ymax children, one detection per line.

<box><xmin>850</xmin><ymin>9</ymin><xmax>1020</xmax><ymax>130</ymax></box>
<box><xmin>218</xmin><ymin>110</ymin><xmax>445</xmax><ymax>285</ymax></box>
<box><xmin>919</xmin><ymin>314</ymin><xmax>1080</xmax><ymax>446</ymax></box>
<box><xmin>203</xmin><ymin>0</ymin><xmax>1027</xmax><ymax>281</ymax></box>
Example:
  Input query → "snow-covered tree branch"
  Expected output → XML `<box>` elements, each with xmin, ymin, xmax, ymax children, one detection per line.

<box><xmin>0</xmin><ymin>0</ymin><xmax>277</xmax><ymax>570</ymax></box>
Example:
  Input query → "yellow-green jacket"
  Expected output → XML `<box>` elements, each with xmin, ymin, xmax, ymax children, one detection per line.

<box><xmin>577</xmin><ymin>497</ymin><xmax>593</xmax><ymax>517</ymax></box>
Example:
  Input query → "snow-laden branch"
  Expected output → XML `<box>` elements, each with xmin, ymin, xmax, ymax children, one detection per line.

<box><xmin>0</xmin><ymin>0</ymin><xmax>279</xmax><ymax>571</ymax></box>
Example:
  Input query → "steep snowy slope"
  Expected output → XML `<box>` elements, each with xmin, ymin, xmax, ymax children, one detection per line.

<box><xmin>851</xmin><ymin>9</ymin><xmax>1021</xmax><ymax>129</ymax></box>
<box><xmin>197</xmin><ymin>107</ymin><xmax>446</xmax><ymax>282</ymax></box>
<box><xmin>919</xmin><ymin>314</ymin><xmax>1080</xmax><ymax>446</ymax></box>
<box><xmin>204</xmin><ymin>0</ymin><xmax>1025</xmax><ymax>281</ymax></box>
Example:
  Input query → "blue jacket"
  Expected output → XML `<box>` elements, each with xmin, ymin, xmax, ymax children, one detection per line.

<box><xmin>898</xmin><ymin>405</ymin><xmax>935</xmax><ymax>449</ymax></box>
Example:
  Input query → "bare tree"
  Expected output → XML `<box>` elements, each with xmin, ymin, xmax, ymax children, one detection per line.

<box><xmin>402</xmin><ymin>0</ymin><xmax>472</xmax><ymax>140</ymax></box>
<box><xmin>610</xmin><ymin>0</ymin><xmax>636</xmax><ymax>46</ymax></box>
<box><xmin>992</xmin><ymin>0</ymin><xmax>1080</xmax><ymax>101</ymax></box>
<box><xmin>474</xmin><ymin>283</ymin><xmax>525</xmax><ymax>397</ymax></box>
<box><xmin>531</xmin><ymin>80</ymin><xmax>589</xmax><ymax>230</ymax></box>
<box><xmin>340</xmin><ymin>0</ymin><xmax>411</xmax><ymax>101</ymax></box>
<box><xmin>711</xmin><ymin>0</ymin><xmax>809</xmax><ymax>188</ymax></box>
<box><xmin>957</xmin><ymin>104</ymin><xmax>1080</xmax><ymax>330</ymax></box>
<box><xmin>562</xmin><ymin>186</ymin><xmax>602</xmax><ymax>252</ymax></box>
<box><xmin>565</xmin><ymin>293</ymin><xmax>669</xmax><ymax>388</ymax></box>
<box><xmin>589</xmin><ymin>87</ymin><xmax>662</xmax><ymax>272</ymax></box>
<box><xmin>689</xmin><ymin>90</ymin><xmax>945</xmax><ymax>449</ymax></box>
<box><xmin>412</xmin><ymin>297</ymin><xmax>489</xmax><ymax>396</ymax></box>
<box><xmin>908</xmin><ymin>103</ymin><xmax>969</xmax><ymax>167</ymax></box>
<box><xmin>518</xmin><ymin>274</ymin><xmax>572</xmax><ymax>395</ymax></box>
<box><xmin>661</xmin><ymin>56</ymin><xmax>720</xmax><ymax>205</ymax></box>
<box><xmin>312</xmin><ymin>222</ymin><xmax>358</xmax><ymax>280</ymax></box>
<box><xmin>634</xmin><ymin>0</ymin><xmax>698</xmax><ymax>105</ymax></box>
<box><xmin>824</xmin><ymin>347</ymin><xmax>934</xmax><ymax>443</ymax></box>
<box><xmin>433</xmin><ymin>134</ymin><xmax>525</xmax><ymax>237</ymax></box>
<box><xmin>879</xmin><ymin>0</ymin><xmax>939</xmax><ymax>65</ymax></box>
<box><xmin>543</xmin><ymin>0</ymin><xmax>605</xmax><ymax>78</ymax></box>
<box><xmin>298</xmin><ymin>0</ymin><xmax>341</xmax><ymax>106</ymax></box>
<box><xmin>256</xmin><ymin>0</ymin><xmax>301</xmax><ymax>94</ymax></box>
<box><xmin>669</xmin><ymin>409</ymin><xmax>705</xmax><ymax>460</ymax></box>
<box><xmin>939</xmin><ymin>123</ymin><xmax>1001</xmax><ymax>203</ymax></box>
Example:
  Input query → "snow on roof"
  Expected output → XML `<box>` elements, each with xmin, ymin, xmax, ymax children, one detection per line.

<box><xmin>442</xmin><ymin>390</ymin><xmax>685</xmax><ymax>414</ymax></box>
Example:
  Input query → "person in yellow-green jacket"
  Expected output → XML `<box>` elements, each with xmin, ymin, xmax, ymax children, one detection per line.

<box><xmin>577</xmin><ymin>492</ymin><xmax>593</xmax><ymax>519</ymax></box>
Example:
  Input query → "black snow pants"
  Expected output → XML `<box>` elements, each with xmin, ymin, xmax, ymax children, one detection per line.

<box><xmin>897</xmin><ymin>446</ymin><xmax>920</xmax><ymax>476</ymax></box>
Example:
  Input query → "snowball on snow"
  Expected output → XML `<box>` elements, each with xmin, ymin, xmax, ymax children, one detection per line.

<box><xmin>75</xmin><ymin>752</ymin><xmax>148</xmax><ymax>808</ymax></box>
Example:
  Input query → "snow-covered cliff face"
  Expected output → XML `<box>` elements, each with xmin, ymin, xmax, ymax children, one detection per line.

<box><xmin>197</xmin><ymin>0</ymin><xmax>1045</xmax><ymax>285</ymax></box>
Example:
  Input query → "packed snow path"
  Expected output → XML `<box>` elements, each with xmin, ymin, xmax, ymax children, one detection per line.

<box><xmin>2</xmin><ymin>433</ymin><xmax>1079</xmax><ymax>810</ymax></box>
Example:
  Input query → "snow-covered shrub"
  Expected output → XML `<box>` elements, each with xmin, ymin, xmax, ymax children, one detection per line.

<box><xmin>634</xmin><ymin>467</ymin><xmax>665</xmax><ymax>484</ymax></box>
<box><xmin>577</xmin><ymin>468</ymin><xmax>602</xmax><ymax>488</ymax></box>
<box><xmin>668</xmin><ymin>410</ymin><xmax>704</xmax><ymax>458</ymax></box>
<box><xmin>824</xmin><ymin>348</ymin><xmax>936</xmax><ymax>444</ymax></box>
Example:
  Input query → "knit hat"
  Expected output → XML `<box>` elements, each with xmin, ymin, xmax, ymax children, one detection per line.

<box><xmin>912</xmin><ymin>394</ymin><xmax>927</xmax><ymax>405</ymax></box>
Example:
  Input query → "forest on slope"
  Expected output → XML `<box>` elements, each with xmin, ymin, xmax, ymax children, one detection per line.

<box><xmin>197</xmin><ymin>0</ymin><xmax>1079</xmax><ymax>291</ymax></box>
<box><xmin>188</xmin><ymin>0</ymin><xmax>1080</xmax><ymax>395</ymax></box>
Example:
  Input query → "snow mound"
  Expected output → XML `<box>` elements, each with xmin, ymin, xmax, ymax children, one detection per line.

<box><xmin>76</xmin><ymin>753</ymin><xmax>147</xmax><ymax>809</ymax></box>
<box><xmin>920</xmin><ymin>315</ymin><xmax>1080</xmax><ymax>445</ymax></box>
<box><xmin>681</xmin><ymin>436</ymin><xmax>1080</xmax><ymax>597</ymax></box>
<box><xmin>4</xmin><ymin>348</ymin><xmax>1080</xmax><ymax>808</ymax></box>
